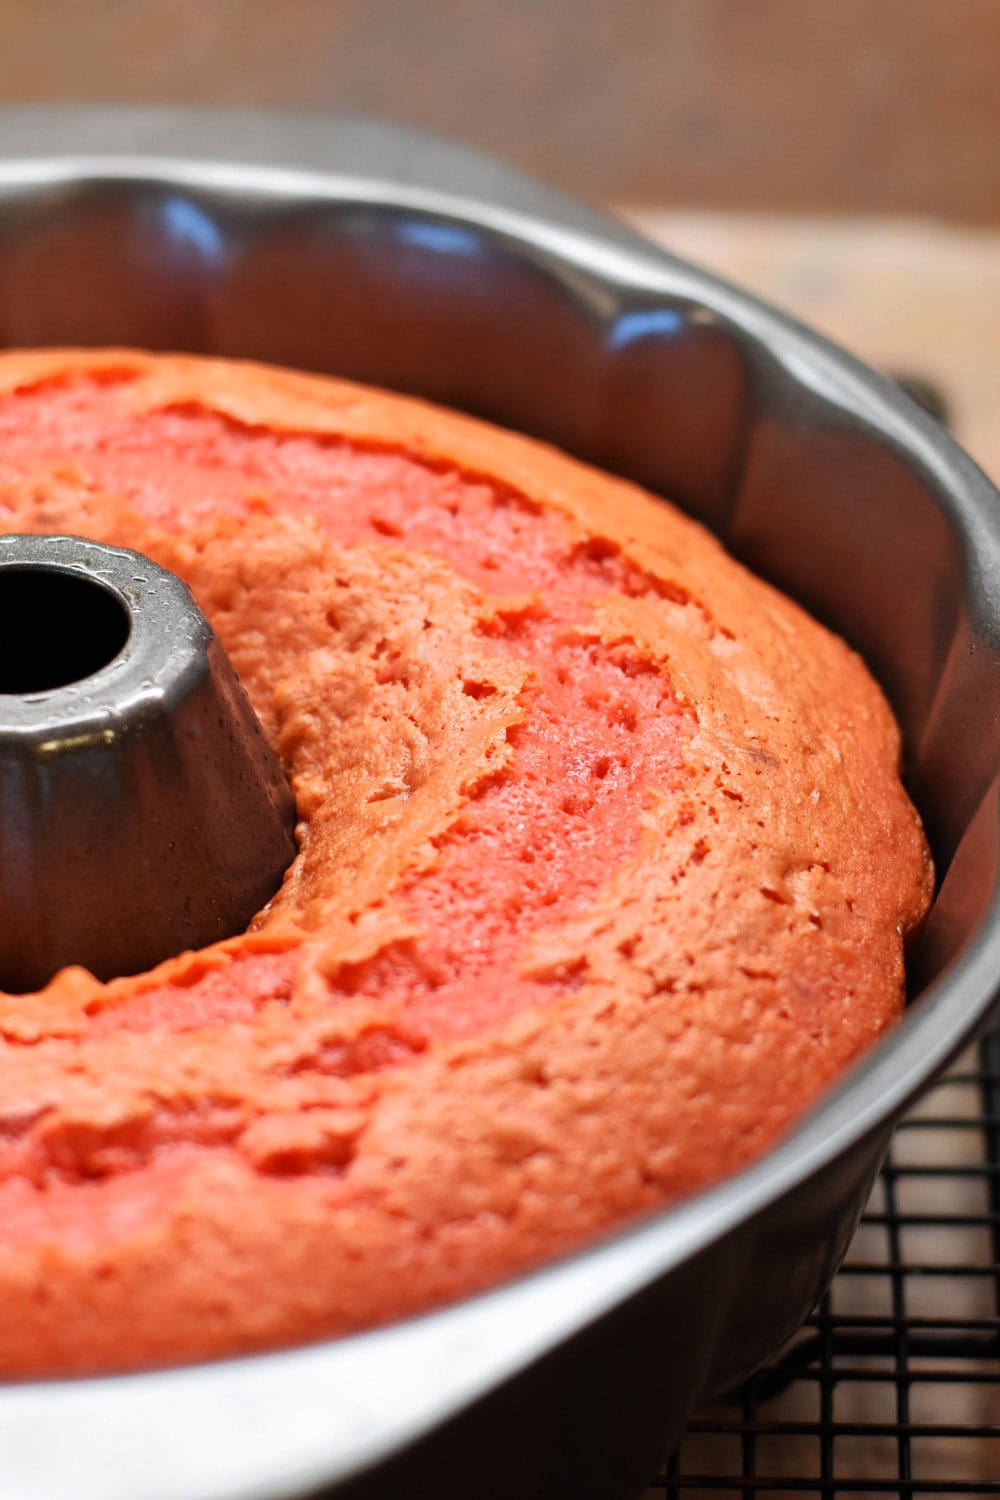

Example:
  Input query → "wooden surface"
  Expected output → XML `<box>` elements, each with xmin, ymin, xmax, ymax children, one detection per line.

<box><xmin>2</xmin><ymin>0</ymin><xmax>1000</xmax><ymax>221</ymax></box>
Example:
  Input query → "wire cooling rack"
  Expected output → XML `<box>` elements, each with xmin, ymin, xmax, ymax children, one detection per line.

<box><xmin>644</xmin><ymin>1030</ymin><xmax>1000</xmax><ymax>1497</ymax></box>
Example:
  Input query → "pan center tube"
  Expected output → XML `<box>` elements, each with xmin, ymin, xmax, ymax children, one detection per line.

<box><xmin>0</xmin><ymin>564</ymin><xmax>131</xmax><ymax>695</ymax></box>
<box><xmin>0</xmin><ymin>533</ymin><xmax>297</xmax><ymax>994</ymax></box>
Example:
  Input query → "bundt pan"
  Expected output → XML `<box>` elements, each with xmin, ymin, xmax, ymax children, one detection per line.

<box><xmin>1</xmin><ymin>107</ymin><xmax>999</xmax><ymax>1500</ymax></box>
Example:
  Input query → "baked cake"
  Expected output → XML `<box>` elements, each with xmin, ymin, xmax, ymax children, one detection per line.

<box><xmin>0</xmin><ymin>350</ymin><xmax>932</xmax><ymax>1375</ymax></box>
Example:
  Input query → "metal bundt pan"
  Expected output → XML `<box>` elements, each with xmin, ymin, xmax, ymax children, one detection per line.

<box><xmin>1</xmin><ymin>108</ymin><xmax>999</xmax><ymax>1500</ymax></box>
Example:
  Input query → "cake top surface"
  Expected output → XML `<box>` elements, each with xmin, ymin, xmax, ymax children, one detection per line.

<box><xmin>0</xmin><ymin>349</ymin><xmax>931</xmax><ymax>1374</ymax></box>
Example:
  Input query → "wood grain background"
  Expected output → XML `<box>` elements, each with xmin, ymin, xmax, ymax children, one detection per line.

<box><xmin>2</xmin><ymin>0</ymin><xmax>999</xmax><ymax>220</ymax></box>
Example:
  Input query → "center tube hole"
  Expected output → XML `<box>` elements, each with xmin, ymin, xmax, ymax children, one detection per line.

<box><xmin>0</xmin><ymin>566</ymin><xmax>132</xmax><ymax>695</ymax></box>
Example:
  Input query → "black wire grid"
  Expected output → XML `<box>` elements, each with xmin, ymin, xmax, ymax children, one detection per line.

<box><xmin>648</xmin><ymin>1030</ymin><xmax>1000</xmax><ymax>1497</ymax></box>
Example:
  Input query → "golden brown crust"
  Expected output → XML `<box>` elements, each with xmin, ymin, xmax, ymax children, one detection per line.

<box><xmin>0</xmin><ymin>350</ymin><xmax>932</xmax><ymax>1375</ymax></box>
